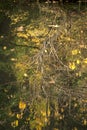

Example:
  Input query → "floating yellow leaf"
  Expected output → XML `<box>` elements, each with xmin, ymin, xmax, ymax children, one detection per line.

<box><xmin>59</xmin><ymin>116</ymin><xmax>63</xmax><ymax>120</ymax></box>
<box><xmin>81</xmin><ymin>30</ymin><xmax>83</xmax><ymax>33</ymax></box>
<box><xmin>24</xmin><ymin>73</ymin><xmax>28</xmax><ymax>77</ymax></box>
<box><xmin>71</xmin><ymin>49</ymin><xmax>81</xmax><ymax>55</ymax></box>
<box><xmin>3</xmin><ymin>46</ymin><xmax>7</xmax><ymax>50</ymax></box>
<box><xmin>83</xmin><ymin>58</ymin><xmax>87</xmax><ymax>63</ymax></box>
<box><xmin>17</xmin><ymin>33</ymin><xmax>28</xmax><ymax>39</ymax></box>
<box><xmin>4</xmin><ymin>89</ymin><xmax>8</xmax><ymax>92</ymax></box>
<box><xmin>72</xmin><ymin>50</ymin><xmax>78</xmax><ymax>55</ymax></box>
<box><xmin>17</xmin><ymin>26</ymin><xmax>24</xmax><ymax>32</ymax></box>
<box><xmin>16</xmin><ymin>114</ymin><xmax>22</xmax><ymax>119</ymax></box>
<box><xmin>66</xmin><ymin>37</ymin><xmax>71</xmax><ymax>41</ymax></box>
<box><xmin>73</xmin><ymin>127</ymin><xmax>78</xmax><ymax>130</ymax></box>
<box><xmin>32</xmin><ymin>38</ymin><xmax>40</xmax><ymax>43</ymax></box>
<box><xmin>11</xmin><ymin>120</ymin><xmax>18</xmax><ymax>127</ymax></box>
<box><xmin>41</xmin><ymin>111</ymin><xmax>46</xmax><ymax>116</ymax></box>
<box><xmin>45</xmin><ymin>49</ymin><xmax>47</xmax><ymax>53</ymax></box>
<box><xmin>10</xmin><ymin>58</ymin><xmax>17</xmax><ymax>61</ymax></box>
<box><xmin>76</xmin><ymin>60</ymin><xmax>80</xmax><ymax>64</ymax></box>
<box><xmin>76</xmin><ymin>72</ymin><xmax>81</xmax><ymax>77</ymax></box>
<box><xmin>44</xmin><ymin>117</ymin><xmax>48</xmax><ymax>123</ymax></box>
<box><xmin>61</xmin><ymin>108</ymin><xmax>64</xmax><ymax>113</ymax></box>
<box><xmin>10</xmin><ymin>48</ymin><xmax>15</xmax><ymax>52</ymax></box>
<box><xmin>83</xmin><ymin>119</ymin><xmax>87</xmax><ymax>125</ymax></box>
<box><xmin>53</xmin><ymin>128</ymin><xmax>59</xmax><ymax>130</ymax></box>
<box><xmin>1</xmin><ymin>35</ymin><xmax>4</xmax><ymax>38</ymax></box>
<box><xmin>60</xmin><ymin>34</ymin><xmax>64</xmax><ymax>39</ymax></box>
<box><xmin>74</xmin><ymin>103</ymin><xmax>78</xmax><ymax>107</ymax></box>
<box><xmin>26</xmin><ymin>117</ymin><xmax>30</xmax><ymax>121</ymax></box>
<box><xmin>13</xmin><ymin>18</ymin><xmax>19</xmax><ymax>23</ymax></box>
<box><xmin>19</xmin><ymin>101</ymin><xmax>26</xmax><ymax>110</ymax></box>
<box><xmin>69</xmin><ymin>62</ymin><xmax>76</xmax><ymax>70</ymax></box>
<box><xmin>49</xmin><ymin>79</ymin><xmax>55</xmax><ymax>84</ymax></box>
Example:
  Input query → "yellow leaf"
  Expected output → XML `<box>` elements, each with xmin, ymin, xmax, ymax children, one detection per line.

<box><xmin>83</xmin><ymin>119</ymin><xmax>87</xmax><ymax>125</ymax></box>
<box><xmin>10</xmin><ymin>58</ymin><xmax>17</xmax><ymax>61</ymax></box>
<box><xmin>53</xmin><ymin>128</ymin><xmax>59</xmax><ymax>130</ymax></box>
<box><xmin>17</xmin><ymin>26</ymin><xmax>24</xmax><ymax>32</ymax></box>
<box><xmin>1</xmin><ymin>35</ymin><xmax>4</xmax><ymax>38</ymax></box>
<box><xmin>3</xmin><ymin>46</ymin><xmax>7</xmax><ymax>50</ymax></box>
<box><xmin>49</xmin><ymin>79</ymin><xmax>55</xmax><ymax>84</ymax></box>
<box><xmin>61</xmin><ymin>108</ymin><xmax>64</xmax><ymax>113</ymax></box>
<box><xmin>66</xmin><ymin>37</ymin><xmax>71</xmax><ymax>41</ymax></box>
<box><xmin>17</xmin><ymin>33</ymin><xmax>28</xmax><ymax>39</ymax></box>
<box><xmin>10</xmin><ymin>48</ymin><xmax>15</xmax><ymax>52</ymax></box>
<box><xmin>69</xmin><ymin>62</ymin><xmax>76</xmax><ymax>70</ymax></box>
<box><xmin>76</xmin><ymin>60</ymin><xmax>80</xmax><ymax>64</ymax></box>
<box><xmin>13</xmin><ymin>18</ymin><xmax>18</xmax><ymax>23</ymax></box>
<box><xmin>16</xmin><ymin>114</ymin><xmax>22</xmax><ymax>119</ymax></box>
<box><xmin>32</xmin><ymin>38</ymin><xmax>40</xmax><ymax>43</ymax></box>
<box><xmin>72</xmin><ymin>49</ymin><xmax>78</xmax><ymax>55</ymax></box>
<box><xmin>83</xmin><ymin>58</ymin><xmax>87</xmax><ymax>63</ymax></box>
<box><xmin>73</xmin><ymin>127</ymin><xmax>78</xmax><ymax>130</ymax></box>
<box><xmin>59</xmin><ymin>116</ymin><xmax>63</xmax><ymax>120</ymax></box>
<box><xmin>76</xmin><ymin>71</ymin><xmax>81</xmax><ymax>77</ymax></box>
<box><xmin>11</xmin><ymin>120</ymin><xmax>18</xmax><ymax>127</ymax></box>
<box><xmin>44</xmin><ymin>117</ymin><xmax>48</xmax><ymax>123</ymax></box>
<box><xmin>41</xmin><ymin>111</ymin><xmax>46</xmax><ymax>116</ymax></box>
<box><xmin>45</xmin><ymin>50</ymin><xmax>47</xmax><ymax>53</ymax></box>
<box><xmin>74</xmin><ymin>103</ymin><xmax>78</xmax><ymax>107</ymax></box>
<box><xmin>24</xmin><ymin>73</ymin><xmax>28</xmax><ymax>77</ymax></box>
<box><xmin>71</xmin><ymin>49</ymin><xmax>81</xmax><ymax>55</ymax></box>
<box><xmin>81</xmin><ymin>30</ymin><xmax>83</xmax><ymax>33</ymax></box>
<box><xmin>19</xmin><ymin>101</ymin><xmax>26</xmax><ymax>110</ymax></box>
<box><xmin>26</xmin><ymin>117</ymin><xmax>30</xmax><ymax>121</ymax></box>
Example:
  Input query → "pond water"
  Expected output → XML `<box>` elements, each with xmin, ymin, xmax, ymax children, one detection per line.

<box><xmin>0</xmin><ymin>2</ymin><xmax>87</xmax><ymax>130</ymax></box>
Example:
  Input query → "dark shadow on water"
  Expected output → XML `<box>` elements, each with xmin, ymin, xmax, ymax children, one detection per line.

<box><xmin>0</xmin><ymin>12</ymin><xmax>11</xmax><ymax>36</ymax></box>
